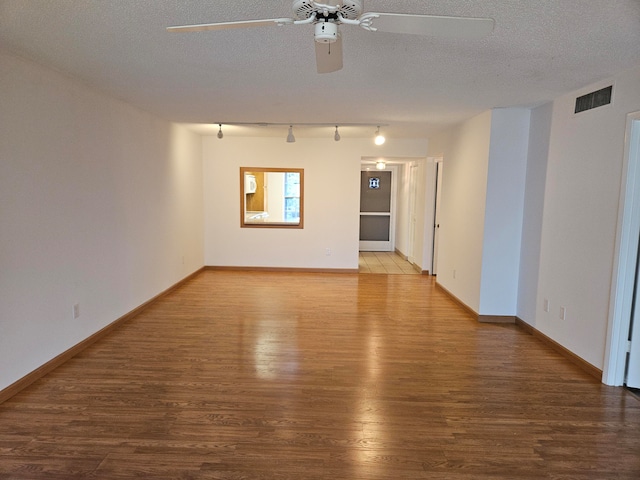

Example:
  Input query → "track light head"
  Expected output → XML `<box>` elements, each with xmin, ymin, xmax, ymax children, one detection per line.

<box><xmin>286</xmin><ymin>125</ymin><xmax>296</xmax><ymax>143</ymax></box>
<box><xmin>334</xmin><ymin>126</ymin><xmax>341</xmax><ymax>141</ymax></box>
<box><xmin>217</xmin><ymin>124</ymin><xmax>223</xmax><ymax>139</ymax></box>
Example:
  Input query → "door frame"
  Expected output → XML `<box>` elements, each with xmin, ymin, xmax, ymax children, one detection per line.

<box><xmin>359</xmin><ymin>164</ymin><xmax>398</xmax><ymax>252</ymax></box>
<box><xmin>603</xmin><ymin>111</ymin><xmax>640</xmax><ymax>386</ymax></box>
<box><xmin>407</xmin><ymin>163</ymin><xmax>419</xmax><ymax>265</ymax></box>
<box><xmin>431</xmin><ymin>158</ymin><xmax>443</xmax><ymax>276</ymax></box>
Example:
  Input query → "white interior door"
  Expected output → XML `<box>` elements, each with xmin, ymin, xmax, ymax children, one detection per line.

<box><xmin>626</xmin><ymin>121</ymin><xmax>640</xmax><ymax>389</ymax></box>
<box><xmin>627</xmin><ymin>256</ymin><xmax>640</xmax><ymax>388</ymax></box>
<box><xmin>359</xmin><ymin>168</ymin><xmax>395</xmax><ymax>251</ymax></box>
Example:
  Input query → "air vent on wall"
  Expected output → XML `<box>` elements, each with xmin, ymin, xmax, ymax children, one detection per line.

<box><xmin>575</xmin><ymin>85</ymin><xmax>613</xmax><ymax>114</ymax></box>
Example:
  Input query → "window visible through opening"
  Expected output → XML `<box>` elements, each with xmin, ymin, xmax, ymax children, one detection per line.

<box><xmin>284</xmin><ymin>172</ymin><xmax>301</xmax><ymax>223</ymax></box>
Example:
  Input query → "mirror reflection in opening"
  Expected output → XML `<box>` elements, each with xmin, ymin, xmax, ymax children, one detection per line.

<box><xmin>240</xmin><ymin>167</ymin><xmax>304</xmax><ymax>228</ymax></box>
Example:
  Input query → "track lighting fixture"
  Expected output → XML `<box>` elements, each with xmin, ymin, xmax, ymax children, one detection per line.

<box><xmin>286</xmin><ymin>125</ymin><xmax>296</xmax><ymax>143</ymax></box>
<box><xmin>211</xmin><ymin>122</ymin><xmax>389</xmax><ymax>142</ymax></box>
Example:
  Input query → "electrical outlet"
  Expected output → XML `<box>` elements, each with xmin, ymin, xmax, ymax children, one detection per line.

<box><xmin>543</xmin><ymin>298</ymin><xmax>550</xmax><ymax>313</ymax></box>
<box><xmin>559</xmin><ymin>307</ymin><xmax>566</xmax><ymax>320</ymax></box>
<box><xmin>73</xmin><ymin>303</ymin><xmax>80</xmax><ymax>319</ymax></box>
<box><xmin>325</xmin><ymin>248</ymin><xmax>331</xmax><ymax>256</ymax></box>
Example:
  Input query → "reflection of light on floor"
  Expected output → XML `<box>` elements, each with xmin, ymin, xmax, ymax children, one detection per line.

<box><xmin>367</xmin><ymin>330</ymin><xmax>380</xmax><ymax>380</ymax></box>
<box><xmin>356</xmin><ymin>325</ymin><xmax>382</xmax><ymax>472</ymax></box>
<box><xmin>357</xmin><ymin>395</ymin><xmax>381</xmax><ymax>472</ymax></box>
<box><xmin>253</xmin><ymin>322</ymin><xmax>298</xmax><ymax>380</ymax></box>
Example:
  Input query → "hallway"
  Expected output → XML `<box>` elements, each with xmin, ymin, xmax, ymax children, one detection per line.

<box><xmin>358</xmin><ymin>251</ymin><xmax>421</xmax><ymax>274</ymax></box>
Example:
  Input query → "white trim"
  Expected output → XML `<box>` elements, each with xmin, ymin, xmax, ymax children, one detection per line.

<box><xmin>603</xmin><ymin>112</ymin><xmax>640</xmax><ymax>385</ymax></box>
<box><xmin>407</xmin><ymin>163</ymin><xmax>419</xmax><ymax>265</ymax></box>
<box><xmin>432</xmin><ymin>158</ymin><xmax>444</xmax><ymax>275</ymax></box>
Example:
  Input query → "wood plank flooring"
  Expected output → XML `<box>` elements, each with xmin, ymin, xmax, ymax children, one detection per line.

<box><xmin>1</xmin><ymin>270</ymin><xmax>639</xmax><ymax>479</ymax></box>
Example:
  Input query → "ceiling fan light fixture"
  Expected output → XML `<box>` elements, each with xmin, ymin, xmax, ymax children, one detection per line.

<box><xmin>374</xmin><ymin>126</ymin><xmax>386</xmax><ymax>146</ymax></box>
<box><xmin>286</xmin><ymin>125</ymin><xmax>296</xmax><ymax>143</ymax></box>
<box><xmin>314</xmin><ymin>21</ymin><xmax>339</xmax><ymax>43</ymax></box>
<box><xmin>217</xmin><ymin>124</ymin><xmax>224</xmax><ymax>139</ymax></box>
<box><xmin>334</xmin><ymin>126</ymin><xmax>341</xmax><ymax>141</ymax></box>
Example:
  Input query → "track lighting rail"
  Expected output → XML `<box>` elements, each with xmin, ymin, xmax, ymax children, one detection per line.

<box><xmin>213</xmin><ymin>122</ymin><xmax>388</xmax><ymax>144</ymax></box>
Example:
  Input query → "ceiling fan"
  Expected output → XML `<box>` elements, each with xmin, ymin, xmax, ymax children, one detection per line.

<box><xmin>167</xmin><ymin>1</ymin><xmax>495</xmax><ymax>74</ymax></box>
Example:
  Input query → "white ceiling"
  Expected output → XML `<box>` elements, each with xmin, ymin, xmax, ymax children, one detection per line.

<box><xmin>1</xmin><ymin>0</ymin><xmax>640</xmax><ymax>139</ymax></box>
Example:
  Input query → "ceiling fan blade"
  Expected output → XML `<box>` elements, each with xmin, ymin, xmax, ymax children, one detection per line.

<box><xmin>315</xmin><ymin>36</ymin><xmax>343</xmax><ymax>74</ymax></box>
<box><xmin>364</xmin><ymin>13</ymin><xmax>495</xmax><ymax>39</ymax></box>
<box><xmin>167</xmin><ymin>18</ymin><xmax>294</xmax><ymax>33</ymax></box>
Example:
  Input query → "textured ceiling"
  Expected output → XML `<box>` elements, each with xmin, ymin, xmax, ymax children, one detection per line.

<box><xmin>1</xmin><ymin>0</ymin><xmax>640</xmax><ymax>139</ymax></box>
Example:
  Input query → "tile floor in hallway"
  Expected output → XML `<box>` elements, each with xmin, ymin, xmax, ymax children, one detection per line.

<box><xmin>358</xmin><ymin>251</ymin><xmax>421</xmax><ymax>274</ymax></box>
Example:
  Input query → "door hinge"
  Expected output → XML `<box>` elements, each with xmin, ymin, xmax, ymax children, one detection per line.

<box><xmin>627</xmin><ymin>340</ymin><xmax>633</xmax><ymax>353</ymax></box>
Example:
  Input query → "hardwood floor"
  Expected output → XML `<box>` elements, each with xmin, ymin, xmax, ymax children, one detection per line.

<box><xmin>1</xmin><ymin>270</ymin><xmax>639</xmax><ymax>479</ymax></box>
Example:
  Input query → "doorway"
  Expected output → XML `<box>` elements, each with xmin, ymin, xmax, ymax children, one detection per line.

<box><xmin>358</xmin><ymin>157</ymin><xmax>435</xmax><ymax>273</ymax></box>
<box><xmin>604</xmin><ymin>112</ymin><xmax>640</xmax><ymax>387</ymax></box>
<box><xmin>359</xmin><ymin>167</ymin><xmax>396</xmax><ymax>251</ymax></box>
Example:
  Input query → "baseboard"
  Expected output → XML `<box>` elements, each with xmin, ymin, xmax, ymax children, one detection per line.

<box><xmin>394</xmin><ymin>248</ymin><xmax>408</xmax><ymax>260</ymax></box>
<box><xmin>478</xmin><ymin>315</ymin><xmax>516</xmax><ymax>324</ymax></box>
<box><xmin>435</xmin><ymin>281</ymin><xmax>478</xmax><ymax>318</ymax></box>
<box><xmin>206</xmin><ymin>266</ymin><xmax>359</xmax><ymax>274</ymax></box>
<box><xmin>434</xmin><ymin>285</ymin><xmax>602</xmax><ymax>381</ymax></box>
<box><xmin>435</xmin><ymin>283</ymin><xmax>515</xmax><ymax>324</ymax></box>
<box><xmin>414</xmin><ymin>263</ymin><xmax>429</xmax><ymax>275</ymax></box>
<box><xmin>0</xmin><ymin>267</ymin><xmax>206</xmax><ymax>405</ymax></box>
<box><xmin>393</xmin><ymin>249</ymin><xmax>427</xmax><ymax>275</ymax></box>
<box><xmin>515</xmin><ymin>317</ymin><xmax>603</xmax><ymax>381</ymax></box>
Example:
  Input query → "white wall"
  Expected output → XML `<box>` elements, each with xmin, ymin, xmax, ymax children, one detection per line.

<box><xmin>395</xmin><ymin>163</ymin><xmax>410</xmax><ymax>257</ymax></box>
<box><xmin>427</xmin><ymin>68</ymin><xmax>640</xmax><ymax>373</ymax></box>
<box><xmin>203</xmin><ymin>137</ymin><xmax>427</xmax><ymax>269</ymax></box>
<box><xmin>265</xmin><ymin>172</ymin><xmax>286</xmax><ymax>223</ymax></box>
<box><xmin>428</xmin><ymin>111</ymin><xmax>493</xmax><ymax>312</ymax></box>
<box><xmin>428</xmin><ymin>109</ymin><xmax>529</xmax><ymax>315</ymax></box>
<box><xmin>415</xmin><ymin>159</ymin><xmax>435</xmax><ymax>273</ymax></box>
<box><xmin>478</xmin><ymin>109</ymin><xmax>530</xmax><ymax>315</ymax></box>
<box><xmin>0</xmin><ymin>50</ymin><xmax>204</xmax><ymax>391</ymax></box>
<box><xmin>529</xmin><ymin>67</ymin><xmax>640</xmax><ymax>370</ymax></box>
<box><xmin>517</xmin><ymin>102</ymin><xmax>553</xmax><ymax>324</ymax></box>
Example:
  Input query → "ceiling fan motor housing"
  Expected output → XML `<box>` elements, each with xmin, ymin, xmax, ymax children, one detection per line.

<box><xmin>315</xmin><ymin>22</ymin><xmax>339</xmax><ymax>43</ymax></box>
<box><xmin>293</xmin><ymin>0</ymin><xmax>363</xmax><ymax>21</ymax></box>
